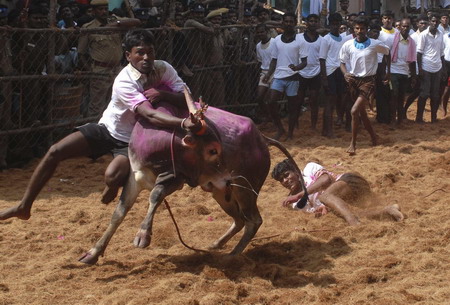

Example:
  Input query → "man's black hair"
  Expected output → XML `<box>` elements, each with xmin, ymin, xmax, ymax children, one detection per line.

<box><xmin>328</xmin><ymin>12</ymin><xmax>343</xmax><ymax>23</ymax></box>
<box><xmin>346</xmin><ymin>13</ymin><xmax>357</xmax><ymax>19</ymax></box>
<box><xmin>369</xmin><ymin>21</ymin><xmax>381</xmax><ymax>31</ymax></box>
<box><xmin>282</xmin><ymin>11</ymin><xmax>297</xmax><ymax>20</ymax></box>
<box><xmin>353</xmin><ymin>15</ymin><xmax>369</xmax><ymax>27</ymax></box>
<box><xmin>416</xmin><ymin>14</ymin><xmax>428</xmax><ymax>22</ymax></box>
<box><xmin>271</xmin><ymin>159</ymin><xmax>295</xmax><ymax>181</ymax></box>
<box><xmin>124</xmin><ymin>29</ymin><xmax>155</xmax><ymax>52</ymax></box>
<box><xmin>306</xmin><ymin>13</ymin><xmax>319</xmax><ymax>21</ymax></box>
<box><xmin>382</xmin><ymin>10</ymin><xmax>394</xmax><ymax>18</ymax></box>
<box><xmin>256</xmin><ymin>7</ymin><xmax>270</xmax><ymax>17</ymax></box>
<box><xmin>441</xmin><ymin>12</ymin><xmax>449</xmax><ymax>18</ymax></box>
<box><xmin>255</xmin><ymin>23</ymin><xmax>268</xmax><ymax>31</ymax></box>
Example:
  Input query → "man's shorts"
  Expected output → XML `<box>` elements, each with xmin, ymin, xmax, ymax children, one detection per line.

<box><xmin>419</xmin><ymin>70</ymin><xmax>441</xmax><ymax>99</ymax></box>
<box><xmin>76</xmin><ymin>123</ymin><xmax>129</xmax><ymax>159</ymax></box>
<box><xmin>390</xmin><ymin>73</ymin><xmax>409</xmax><ymax>96</ymax></box>
<box><xmin>347</xmin><ymin>75</ymin><xmax>376</xmax><ymax>102</ymax></box>
<box><xmin>258</xmin><ymin>70</ymin><xmax>274</xmax><ymax>87</ymax></box>
<box><xmin>270</xmin><ymin>77</ymin><xmax>299</xmax><ymax>96</ymax></box>
<box><xmin>326</xmin><ymin>69</ymin><xmax>345</xmax><ymax>95</ymax></box>
<box><xmin>298</xmin><ymin>74</ymin><xmax>321</xmax><ymax>92</ymax></box>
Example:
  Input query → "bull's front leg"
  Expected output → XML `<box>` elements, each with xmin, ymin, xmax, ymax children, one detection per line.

<box><xmin>133</xmin><ymin>177</ymin><xmax>184</xmax><ymax>248</ymax></box>
<box><xmin>79</xmin><ymin>174</ymin><xmax>140</xmax><ymax>264</ymax></box>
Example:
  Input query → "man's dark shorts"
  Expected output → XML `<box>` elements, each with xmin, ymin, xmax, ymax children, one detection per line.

<box><xmin>347</xmin><ymin>75</ymin><xmax>376</xmax><ymax>102</ymax></box>
<box><xmin>299</xmin><ymin>74</ymin><xmax>321</xmax><ymax>91</ymax></box>
<box><xmin>326</xmin><ymin>68</ymin><xmax>345</xmax><ymax>95</ymax></box>
<box><xmin>419</xmin><ymin>70</ymin><xmax>441</xmax><ymax>99</ymax></box>
<box><xmin>76</xmin><ymin>123</ymin><xmax>128</xmax><ymax>159</ymax></box>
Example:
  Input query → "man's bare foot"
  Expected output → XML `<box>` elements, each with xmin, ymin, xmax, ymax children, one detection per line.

<box><xmin>346</xmin><ymin>216</ymin><xmax>361</xmax><ymax>226</ymax></box>
<box><xmin>415</xmin><ymin>118</ymin><xmax>424</xmax><ymax>124</ymax></box>
<box><xmin>346</xmin><ymin>143</ymin><xmax>356</xmax><ymax>156</ymax></box>
<box><xmin>322</xmin><ymin>131</ymin><xmax>336</xmax><ymax>138</ymax></box>
<box><xmin>101</xmin><ymin>186</ymin><xmax>119</xmax><ymax>204</ymax></box>
<box><xmin>0</xmin><ymin>205</ymin><xmax>31</xmax><ymax>220</ymax></box>
<box><xmin>384</xmin><ymin>204</ymin><xmax>404</xmax><ymax>221</ymax></box>
<box><xmin>371</xmin><ymin>135</ymin><xmax>380</xmax><ymax>146</ymax></box>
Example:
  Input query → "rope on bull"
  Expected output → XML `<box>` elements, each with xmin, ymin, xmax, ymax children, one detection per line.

<box><xmin>164</xmin><ymin>199</ymin><xmax>210</xmax><ymax>253</ymax></box>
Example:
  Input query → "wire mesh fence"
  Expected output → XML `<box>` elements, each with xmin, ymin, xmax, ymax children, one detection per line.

<box><xmin>0</xmin><ymin>24</ymin><xmax>270</xmax><ymax>166</ymax></box>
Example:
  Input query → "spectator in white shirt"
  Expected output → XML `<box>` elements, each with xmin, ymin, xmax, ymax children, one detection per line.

<box><xmin>339</xmin><ymin>16</ymin><xmax>390</xmax><ymax>155</ymax></box>
<box><xmin>376</xmin><ymin>10</ymin><xmax>396</xmax><ymax>124</ymax></box>
<box><xmin>441</xmin><ymin>30</ymin><xmax>450</xmax><ymax>116</ymax></box>
<box><xmin>298</xmin><ymin>14</ymin><xmax>323</xmax><ymax>132</ymax></box>
<box><xmin>263</xmin><ymin>12</ymin><xmax>308</xmax><ymax>140</ymax></box>
<box><xmin>416</xmin><ymin>14</ymin><xmax>446</xmax><ymax>123</ymax></box>
<box><xmin>254</xmin><ymin>23</ymin><xmax>275</xmax><ymax>122</ymax></box>
<box><xmin>0</xmin><ymin>30</ymin><xmax>203</xmax><ymax>221</ymax></box>
<box><xmin>404</xmin><ymin>15</ymin><xmax>429</xmax><ymax>117</ymax></box>
<box><xmin>438</xmin><ymin>12</ymin><xmax>450</xmax><ymax>34</ymax></box>
<box><xmin>390</xmin><ymin>19</ymin><xmax>417</xmax><ymax>126</ymax></box>
<box><xmin>319</xmin><ymin>12</ymin><xmax>351</xmax><ymax>138</ymax></box>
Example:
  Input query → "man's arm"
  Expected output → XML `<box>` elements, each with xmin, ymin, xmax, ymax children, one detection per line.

<box><xmin>282</xmin><ymin>173</ymin><xmax>333</xmax><ymax>207</ymax></box>
<box><xmin>143</xmin><ymin>89</ymin><xmax>186</xmax><ymax>108</ymax></box>
<box><xmin>262</xmin><ymin>58</ymin><xmax>276</xmax><ymax>83</ymax></box>
<box><xmin>290</xmin><ymin>57</ymin><xmax>307</xmax><ymax>71</ymax></box>
<box><xmin>417</xmin><ymin>52</ymin><xmax>423</xmax><ymax>77</ymax></box>
<box><xmin>184</xmin><ymin>19</ymin><xmax>214</xmax><ymax>34</ymax></box>
<box><xmin>319</xmin><ymin>58</ymin><xmax>328</xmax><ymax>91</ymax></box>
<box><xmin>383</xmin><ymin>51</ymin><xmax>391</xmax><ymax>85</ymax></box>
<box><xmin>135</xmin><ymin>102</ymin><xmax>199</xmax><ymax>130</ymax></box>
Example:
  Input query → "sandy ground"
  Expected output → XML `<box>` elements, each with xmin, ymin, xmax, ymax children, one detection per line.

<box><xmin>0</xmin><ymin>104</ymin><xmax>449</xmax><ymax>305</ymax></box>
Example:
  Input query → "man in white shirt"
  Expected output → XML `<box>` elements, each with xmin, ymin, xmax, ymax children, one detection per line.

<box><xmin>416</xmin><ymin>14</ymin><xmax>446</xmax><ymax>123</ymax></box>
<box><xmin>319</xmin><ymin>12</ymin><xmax>351</xmax><ymax>138</ymax></box>
<box><xmin>404</xmin><ymin>15</ymin><xmax>428</xmax><ymax>117</ymax></box>
<box><xmin>441</xmin><ymin>28</ymin><xmax>450</xmax><ymax>116</ymax></box>
<box><xmin>390</xmin><ymin>18</ymin><xmax>417</xmax><ymax>126</ymax></box>
<box><xmin>0</xmin><ymin>30</ymin><xmax>202</xmax><ymax>221</ymax></box>
<box><xmin>339</xmin><ymin>16</ymin><xmax>390</xmax><ymax>155</ymax></box>
<box><xmin>255</xmin><ymin>23</ymin><xmax>275</xmax><ymax>122</ymax></box>
<box><xmin>438</xmin><ymin>12</ymin><xmax>450</xmax><ymax>34</ymax></box>
<box><xmin>376</xmin><ymin>10</ymin><xmax>396</xmax><ymax>124</ymax></box>
<box><xmin>297</xmin><ymin>14</ymin><xmax>323</xmax><ymax>132</ymax></box>
<box><xmin>263</xmin><ymin>12</ymin><xmax>308</xmax><ymax>140</ymax></box>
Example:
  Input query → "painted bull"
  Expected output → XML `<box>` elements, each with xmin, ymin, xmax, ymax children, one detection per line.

<box><xmin>79</xmin><ymin>88</ymin><xmax>307</xmax><ymax>264</ymax></box>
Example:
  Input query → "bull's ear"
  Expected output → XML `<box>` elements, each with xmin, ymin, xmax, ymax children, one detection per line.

<box><xmin>182</xmin><ymin>135</ymin><xmax>197</xmax><ymax>147</ymax></box>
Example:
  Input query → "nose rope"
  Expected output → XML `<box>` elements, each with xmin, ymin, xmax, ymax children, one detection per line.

<box><xmin>229</xmin><ymin>175</ymin><xmax>259</xmax><ymax>197</ymax></box>
<box><xmin>170</xmin><ymin>128</ymin><xmax>177</xmax><ymax>178</ymax></box>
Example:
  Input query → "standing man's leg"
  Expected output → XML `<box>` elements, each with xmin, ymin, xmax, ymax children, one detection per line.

<box><xmin>416</xmin><ymin>71</ymin><xmax>431</xmax><ymax>123</ymax></box>
<box><xmin>267</xmin><ymin>80</ymin><xmax>287</xmax><ymax>139</ymax></box>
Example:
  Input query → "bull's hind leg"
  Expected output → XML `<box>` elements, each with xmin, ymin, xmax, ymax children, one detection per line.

<box><xmin>133</xmin><ymin>176</ymin><xmax>184</xmax><ymax>248</ymax></box>
<box><xmin>209</xmin><ymin>188</ymin><xmax>245</xmax><ymax>251</ymax></box>
<box><xmin>79</xmin><ymin>173</ymin><xmax>141</xmax><ymax>265</ymax></box>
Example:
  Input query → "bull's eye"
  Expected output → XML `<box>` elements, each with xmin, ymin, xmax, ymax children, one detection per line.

<box><xmin>209</xmin><ymin>149</ymin><xmax>218</xmax><ymax>155</ymax></box>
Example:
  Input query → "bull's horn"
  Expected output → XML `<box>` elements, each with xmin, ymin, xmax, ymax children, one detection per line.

<box><xmin>183</xmin><ymin>85</ymin><xmax>197</xmax><ymax>114</ymax></box>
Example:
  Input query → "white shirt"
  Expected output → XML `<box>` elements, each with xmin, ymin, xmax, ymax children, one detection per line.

<box><xmin>339</xmin><ymin>38</ymin><xmax>389</xmax><ymax>77</ymax></box>
<box><xmin>319</xmin><ymin>32</ymin><xmax>352</xmax><ymax>76</ymax></box>
<box><xmin>99</xmin><ymin>61</ymin><xmax>185</xmax><ymax>143</ymax></box>
<box><xmin>271</xmin><ymin>34</ymin><xmax>309</xmax><ymax>79</ymax></box>
<box><xmin>417</xmin><ymin>28</ymin><xmax>445</xmax><ymax>73</ymax></box>
<box><xmin>391</xmin><ymin>37</ymin><xmax>413</xmax><ymax>76</ymax></box>
<box><xmin>298</xmin><ymin>33</ymin><xmax>322</xmax><ymax>78</ymax></box>
<box><xmin>378</xmin><ymin>29</ymin><xmax>397</xmax><ymax>63</ymax></box>
<box><xmin>443</xmin><ymin>32</ymin><xmax>450</xmax><ymax>61</ymax></box>
<box><xmin>256</xmin><ymin>37</ymin><xmax>275</xmax><ymax>70</ymax></box>
<box><xmin>438</xmin><ymin>24</ymin><xmax>450</xmax><ymax>34</ymax></box>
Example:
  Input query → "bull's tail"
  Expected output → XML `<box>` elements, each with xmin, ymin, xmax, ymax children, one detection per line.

<box><xmin>263</xmin><ymin>134</ymin><xmax>309</xmax><ymax>209</ymax></box>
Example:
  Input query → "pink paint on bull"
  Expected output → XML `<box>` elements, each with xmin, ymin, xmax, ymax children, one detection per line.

<box><xmin>79</xmin><ymin>88</ymin><xmax>306</xmax><ymax>264</ymax></box>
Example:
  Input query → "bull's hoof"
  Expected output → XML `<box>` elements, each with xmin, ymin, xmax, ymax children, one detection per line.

<box><xmin>133</xmin><ymin>231</ymin><xmax>151</xmax><ymax>248</ymax></box>
<box><xmin>78</xmin><ymin>252</ymin><xmax>99</xmax><ymax>265</ymax></box>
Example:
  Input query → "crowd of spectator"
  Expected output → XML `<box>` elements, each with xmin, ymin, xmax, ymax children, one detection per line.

<box><xmin>0</xmin><ymin>0</ymin><xmax>449</xmax><ymax>166</ymax></box>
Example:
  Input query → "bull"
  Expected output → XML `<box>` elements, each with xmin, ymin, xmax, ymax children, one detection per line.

<box><xmin>79</xmin><ymin>87</ymin><xmax>307</xmax><ymax>264</ymax></box>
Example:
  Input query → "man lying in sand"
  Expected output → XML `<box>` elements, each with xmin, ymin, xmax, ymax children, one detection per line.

<box><xmin>272</xmin><ymin>159</ymin><xmax>404</xmax><ymax>225</ymax></box>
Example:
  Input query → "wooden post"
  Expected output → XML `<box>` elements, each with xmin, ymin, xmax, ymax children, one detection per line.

<box><xmin>238</xmin><ymin>0</ymin><xmax>244</xmax><ymax>22</ymax></box>
<box><xmin>296</xmin><ymin>0</ymin><xmax>302</xmax><ymax>25</ymax></box>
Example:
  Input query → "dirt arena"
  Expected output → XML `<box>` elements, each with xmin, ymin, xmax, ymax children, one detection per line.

<box><xmin>0</xmin><ymin>105</ymin><xmax>449</xmax><ymax>305</ymax></box>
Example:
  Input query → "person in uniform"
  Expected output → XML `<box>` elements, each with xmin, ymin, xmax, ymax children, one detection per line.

<box><xmin>77</xmin><ymin>0</ymin><xmax>140</xmax><ymax>117</ymax></box>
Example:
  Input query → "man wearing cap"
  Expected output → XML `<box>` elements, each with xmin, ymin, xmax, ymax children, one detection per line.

<box><xmin>77</xmin><ymin>0</ymin><xmax>140</xmax><ymax>117</ymax></box>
